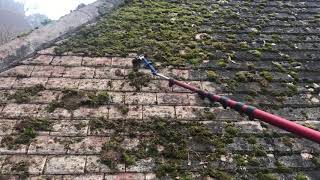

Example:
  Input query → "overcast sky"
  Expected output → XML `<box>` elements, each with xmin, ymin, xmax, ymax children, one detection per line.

<box><xmin>15</xmin><ymin>0</ymin><xmax>96</xmax><ymax>20</ymax></box>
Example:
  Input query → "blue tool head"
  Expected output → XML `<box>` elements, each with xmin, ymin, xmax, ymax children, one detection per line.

<box><xmin>137</xmin><ymin>55</ymin><xmax>158</xmax><ymax>76</ymax></box>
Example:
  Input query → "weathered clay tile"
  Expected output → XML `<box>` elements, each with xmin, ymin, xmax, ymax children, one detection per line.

<box><xmin>0</xmin><ymin>65</ymin><xmax>34</xmax><ymax>77</ymax></box>
<box><xmin>82</xmin><ymin>57</ymin><xmax>112</xmax><ymax>67</ymax></box>
<box><xmin>78</xmin><ymin>79</ymin><xmax>111</xmax><ymax>91</ymax></box>
<box><xmin>1</xmin><ymin>104</ymin><xmax>41</xmax><ymax>118</ymax></box>
<box><xmin>28</xmin><ymin>136</ymin><xmax>68</xmax><ymax>155</ymax></box>
<box><xmin>12</xmin><ymin>77</ymin><xmax>48</xmax><ymax>89</ymax></box>
<box><xmin>111</xmin><ymin>57</ymin><xmax>133</xmax><ymax>68</ymax></box>
<box><xmin>51</xmin><ymin>56</ymin><xmax>83</xmax><ymax>66</ymax></box>
<box><xmin>1</xmin><ymin>155</ymin><xmax>46</xmax><ymax>175</ymax></box>
<box><xmin>125</xmin><ymin>92</ymin><xmax>156</xmax><ymax>105</ymax></box>
<box><xmin>0</xmin><ymin>77</ymin><xmax>16</xmax><ymax>90</ymax></box>
<box><xmin>46</xmin><ymin>78</ymin><xmax>79</xmax><ymax>90</ymax></box>
<box><xmin>50</xmin><ymin>120</ymin><xmax>89</xmax><ymax>136</ymax></box>
<box><xmin>31</xmin><ymin>66</ymin><xmax>54</xmax><ymax>77</ymax></box>
<box><xmin>109</xmin><ymin>105</ymin><xmax>142</xmax><ymax>120</ymax></box>
<box><xmin>143</xmin><ymin>105</ymin><xmax>175</xmax><ymax>119</ymax></box>
<box><xmin>63</xmin><ymin>67</ymin><xmax>95</xmax><ymax>78</ymax></box>
<box><xmin>104</xmin><ymin>173</ymin><xmax>145</xmax><ymax>180</ymax></box>
<box><xmin>157</xmin><ymin>93</ymin><xmax>189</xmax><ymax>105</ymax></box>
<box><xmin>22</xmin><ymin>55</ymin><xmax>54</xmax><ymax>65</ymax></box>
<box><xmin>86</xmin><ymin>155</ymin><xmax>125</xmax><ymax>173</ymax></box>
<box><xmin>44</xmin><ymin>155</ymin><xmax>86</xmax><ymax>174</ymax></box>
<box><xmin>63</xmin><ymin>174</ymin><xmax>104</xmax><ymax>180</ymax></box>
<box><xmin>0</xmin><ymin>119</ymin><xmax>16</xmax><ymax>135</ymax></box>
<box><xmin>67</xmin><ymin>137</ymin><xmax>108</xmax><ymax>155</ymax></box>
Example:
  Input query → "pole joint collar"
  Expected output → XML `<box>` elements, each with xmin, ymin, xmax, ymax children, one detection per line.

<box><xmin>138</xmin><ymin>55</ymin><xmax>158</xmax><ymax>76</ymax></box>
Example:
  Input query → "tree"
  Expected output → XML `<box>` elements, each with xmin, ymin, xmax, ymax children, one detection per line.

<box><xmin>0</xmin><ymin>0</ymin><xmax>25</xmax><ymax>15</ymax></box>
<box><xmin>0</xmin><ymin>0</ymin><xmax>50</xmax><ymax>45</ymax></box>
<box><xmin>0</xmin><ymin>25</ymin><xmax>15</xmax><ymax>45</ymax></box>
<box><xmin>26</xmin><ymin>13</ymin><xmax>51</xmax><ymax>28</ymax></box>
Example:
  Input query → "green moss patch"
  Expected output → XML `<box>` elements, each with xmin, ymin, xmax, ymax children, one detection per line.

<box><xmin>239</xmin><ymin>42</ymin><xmax>249</xmax><ymax>49</ymax></box>
<box><xmin>11</xmin><ymin>160</ymin><xmax>29</xmax><ymax>179</ymax></box>
<box><xmin>47</xmin><ymin>90</ymin><xmax>113</xmax><ymax>112</ymax></box>
<box><xmin>206</xmin><ymin>70</ymin><xmax>219</xmax><ymax>82</ymax></box>
<box><xmin>193</xmin><ymin>108</ymin><xmax>216</xmax><ymax>120</ymax></box>
<box><xmin>127</xmin><ymin>70</ymin><xmax>152</xmax><ymax>91</ymax></box>
<box><xmin>275</xmin><ymin>160</ymin><xmax>292</xmax><ymax>173</ymax></box>
<box><xmin>246</xmin><ymin>136</ymin><xmax>257</xmax><ymax>144</ymax></box>
<box><xmin>295</xmin><ymin>173</ymin><xmax>308</xmax><ymax>180</ymax></box>
<box><xmin>235</xmin><ymin>71</ymin><xmax>256</xmax><ymax>82</ymax></box>
<box><xmin>216</xmin><ymin>59</ymin><xmax>228</xmax><ymax>68</ymax></box>
<box><xmin>260</xmin><ymin>71</ymin><xmax>273</xmax><ymax>82</ymax></box>
<box><xmin>1</xmin><ymin>118</ymin><xmax>52</xmax><ymax>149</ymax></box>
<box><xmin>8</xmin><ymin>84</ymin><xmax>45</xmax><ymax>103</ymax></box>
<box><xmin>253</xmin><ymin>145</ymin><xmax>267</xmax><ymax>157</ymax></box>
<box><xmin>312</xmin><ymin>155</ymin><xmax>320</xmax><ymax>168</ymax></box>
<box><xmin>272</xmin><ymin>62</ymin><xmax>287</xmax><ymax>72</ymax></box>
<box><xmin>256</xmin><ymin>172</ymin><xmax>278</xmax><ymax>180</ymax></box>
<box><xmin>203</xmin><ymin>169</ymin><xmax>233</xmax><ymax>180</ymax></box>
<box><xmin>115</xmin><ymin>103</ymin><xmax>129</xmax><ymax>115</ymax></box>
<box><xmin>96</xmin><ymin>117</ymin><xmax>239</xmax><ymax>179</ymax></box>
<box><xmin>281</xmin><ymin>136</ymin><xmax>294</xmax><ymax>148</ymax></box>
<box><xmin>100</xmin><ymin>140</ymin><xmax>127</xmax><ymax>169</ymax></box>
<box><xmin>225</xmin><ymin>124</ymin><xmax>238</xmax><ymax>137</ymax></box>
<box><xmin>249</xmin><ymin>50</ymin><xmax>262</xmax><ymax>58</ymax></box>
<box><xmin>55</xmin><ymin>0</ymin><xmax>291</xmax><ymax>66</ymax></box>
<box><xmin>55</xmin><ymin>0</ymin><xmax>211</xmax><ymax>65</ymax></box>
<box><xmin>89</xmin><ymin>117</ymin><xmax>108</xmax><ymax>132</ymax></box>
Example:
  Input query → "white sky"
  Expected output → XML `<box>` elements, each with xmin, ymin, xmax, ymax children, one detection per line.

<box><xmin>15</xmin><ymin>0</ymin><xmax>96</xmax><ymax>20</ymax></box>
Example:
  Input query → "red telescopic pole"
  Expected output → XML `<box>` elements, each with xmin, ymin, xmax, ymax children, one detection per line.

<box><xmin>169</xmin><ymin>79</ymin><xmax>320</xmax><ymax>144</ymax></box>
<box><xmin>138</xmin><ymin>55</ymin><xmax>320</xmax><ymax>144</ymax></box>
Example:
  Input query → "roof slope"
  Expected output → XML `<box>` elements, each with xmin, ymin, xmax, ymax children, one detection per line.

<box><xmin>0</xmin><ymin>0</ymin><xmax>319</xmax><ymax>179</ymax></box>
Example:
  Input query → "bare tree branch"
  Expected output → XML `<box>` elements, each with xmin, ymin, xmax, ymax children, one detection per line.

<box><xmin>0</xmin><ymin>24</ymin><xmax>16</xmax><ymax>45</ymax></box>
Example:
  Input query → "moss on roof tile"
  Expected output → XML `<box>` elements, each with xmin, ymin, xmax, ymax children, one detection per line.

<box><xmin>55</xmin><ymin>0</ymin><xmax>285</xmax><ymax>66</ymax></box>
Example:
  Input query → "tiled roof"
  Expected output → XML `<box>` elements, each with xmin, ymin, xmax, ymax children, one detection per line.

<box><xmin>0</xmin><ymin>0</ymin><xmax>319</xmax><ymax>179</ymax></box>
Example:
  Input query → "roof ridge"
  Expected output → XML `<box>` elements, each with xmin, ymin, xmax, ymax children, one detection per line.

<box><xmin>0</xmin><ymin>0</ymin><xmax>125</xmax><ymax>73</ymax></box>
